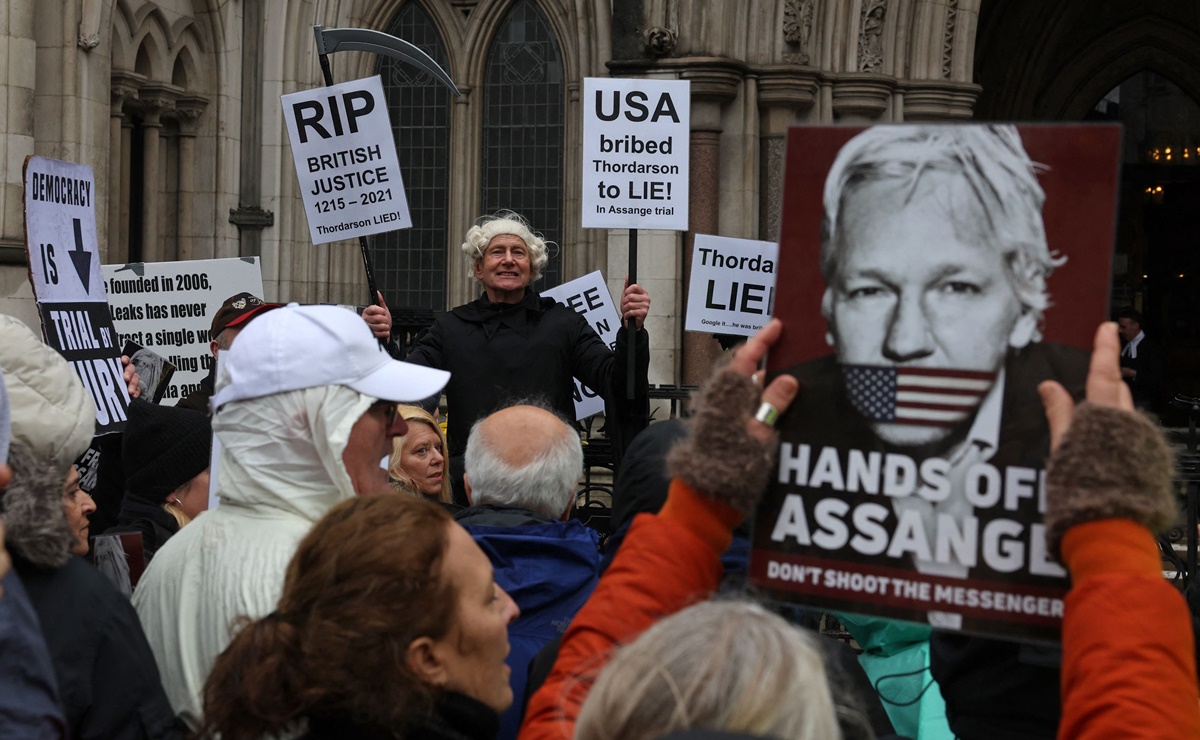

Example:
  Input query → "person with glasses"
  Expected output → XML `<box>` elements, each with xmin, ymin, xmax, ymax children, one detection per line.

<box><xmin>132</xmin><ymin>305</ymin><xmax>450</xmax><ymax>730</ymax></box>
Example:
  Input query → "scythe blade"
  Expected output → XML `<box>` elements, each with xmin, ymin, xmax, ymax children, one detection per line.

<box><xmin>314</xmin><ymin>25</ymin><xmax>460</xmax><ymax>96</ymax></box>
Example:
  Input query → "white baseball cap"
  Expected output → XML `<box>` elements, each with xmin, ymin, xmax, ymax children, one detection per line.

<box><xmin>211</xmin><ymin>304</ymin><xmax>449</xmax><ymax>409</ymax></box>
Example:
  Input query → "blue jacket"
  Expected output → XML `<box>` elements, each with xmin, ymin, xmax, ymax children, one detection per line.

<box><xmin>0</xmin><ymin>569</ymin><xmax>65</xmax><ymax>738</ymax></box>
<box><xmin>456</xmin><ymin>505</ymin><xmax>601</xmax><ymax>740</ymax></box>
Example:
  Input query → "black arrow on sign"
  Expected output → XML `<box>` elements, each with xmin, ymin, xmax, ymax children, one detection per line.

<box><xmin>68</xmin><ymin>217</ymin><xmax>92</xmax><ymax>294</ymax></box>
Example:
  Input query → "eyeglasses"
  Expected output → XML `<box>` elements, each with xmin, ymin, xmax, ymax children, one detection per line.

<box><xmin>370</xmin><ymin>400</ymin><xmax>398</xmax><ymax>428</ymax></box>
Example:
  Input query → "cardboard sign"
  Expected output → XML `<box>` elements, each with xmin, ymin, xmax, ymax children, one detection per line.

<box><xmin>281</xmin><ymin>75</ymin><xmax>411</xmax><ymax>244</ymax></box>
<box><xmin>102</xmin><ymin>258</ymin><xmax>265</xmax><ymax>406</ymax></box>
<box><xmin>582</xmin><ymin>78</ymin><xmax>689</xmax><ymax>230</ymax></box>
<box><xmin>541</xmin><ymin>271</ymin><xmax>621</xmax><ymax>419</ymax></box>
<box><xmin>685</xmin><ymin>234</ymin><xmax>779</xmax><ymax>337</ymax></box>
<box><xmin>24</xmin><ymin>156</ymin><xmax>130</xmax><ymax>434</ymax></box>
<box><xmin>753</xmin><ymin>124</ymin><xmax>1122</xmax><ymax>643</ymax></box>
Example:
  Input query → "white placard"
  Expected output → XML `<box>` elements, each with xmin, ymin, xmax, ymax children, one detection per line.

<box><xmin>26</xmin><ymin>157</ymin><xmax>105</xmax><ymax>304</ymax></box>
<box><xmin>541</xmin><ymin>271</ymin><xmax>622</xmax><ymax>420</ymax></box>
<box><xmin>582</xmin><ymin>78</ymin><xmax>689</xmax><ymax>230</ymax></box>
<box><xmin>101</xmin><ymin>258</ymin><xmax>265</xmax><ymax>405</ymax></box>
<box><xmin>25</xmin><ymin>156</ymin><xmax>131</xmax><ymax>434</ymax></box>
<box><xmin>685</xmin><ymin>234</ymin><xmax>778</xmax><ymax>337</ymax></box>
<box><xmin>281</xmin><ymin>75</ymin><xmax>411</xmax><ymax>244</ymax></box>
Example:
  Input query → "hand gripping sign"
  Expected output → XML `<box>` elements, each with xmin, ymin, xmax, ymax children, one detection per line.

<box><xmin>541</xmin><ymin>272</ymin><xmax>622</xmax><ymax>420</ymax></box>
<box><xmin>283</xmin><ymin>25</ymin><xmax>460</xmax><ymax>309</ymax></box>
<box><xmin>102</xmin><ymin>257</ymin><xmax>266</xmax><ymax>405</ymax></box>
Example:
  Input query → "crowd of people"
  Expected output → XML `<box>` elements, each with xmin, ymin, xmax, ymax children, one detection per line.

<box><xmin>0</xmin><ymin>203</ymin><xmax>1197</xmax><ymax>740</ymax></box>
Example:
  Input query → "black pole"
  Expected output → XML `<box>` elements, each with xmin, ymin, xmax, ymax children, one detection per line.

<box><xmin>1189</xmin><ymin>402</ymin><xmax>1198</xmax><ymax>583</ymax></box>
<box><xmin>318</xmin><ymin>50</ymin><xmax>386</xmax><ymax>341</ymax></box>
<box><xmin>626</xmin><ymin>228</ymin><xmax>638</xmax><ymax>401</ymax></box>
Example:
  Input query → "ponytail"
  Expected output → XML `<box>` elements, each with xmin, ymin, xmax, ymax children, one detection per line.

<box><xmin>198</xmin><ymin>612</ymin><xmax>304</xmax><ymax>739</ymax></box>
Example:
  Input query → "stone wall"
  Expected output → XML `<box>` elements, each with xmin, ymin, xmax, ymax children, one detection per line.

<box><xmin>1</xmin><ymin>0</ymin><xmax>983</xmax><ymax>389</ymax></box>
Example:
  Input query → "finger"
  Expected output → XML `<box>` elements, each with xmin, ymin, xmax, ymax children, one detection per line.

<box><xmin>1038</xmin><ymin>380</ymin><xmax>1074</xmax><ymax>452</ymax></box>
<box><xmin>375</xmin><ymin>290</ymin><xmax>386</xmax><ymax>307</ymax></box>
<box><xmin>730</xmin><ymin>319</ymin><xmax>783</xmax><ymax>376</ymax></box>
<box><xmin>1086</xmin><ymin>322</ymin><xmax>1132</xmax><ymax>411</ymax></box>
<box><xmin>747</xmin><ymin>374</ymin><xmax>800</xmax><ymax>442</ymax></box>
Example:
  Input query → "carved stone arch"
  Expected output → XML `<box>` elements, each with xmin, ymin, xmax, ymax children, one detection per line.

<box><xmin>1040</xmin><ymin>18</ymin><xmax>1200</xmax><ymax>121</ymax></box>
<box><xmin>169</xmin><ymin>26</ymin><xmax>210</xmax><ymax>93</ymax></box>
<box><xmin>131</xmin><ymin>11</ymin><xmax>172</xmax><ymax>82</ymax></box>
<box><xmin>111</xmin><ymin>10</ymin><xmax>136</xmax><ymax>73</ymax></box>
<box><xmin>133</xmin><ymin>39</ymin><xmax>156</xmax><ymax>79</ymax></box>
<box><xmin>170</xmin><ymin>44</ymin><xmax>199</xmax><ymax>91</ymax></box>
<box><xmin>462</xmin><ymin>0</ymin><xmax>576</xmax><ymax>88</ymax></box>
<box><xmin>168</xmin><ymin>17</ymin><xmax>206</xmax><ymax>54</ymax></box>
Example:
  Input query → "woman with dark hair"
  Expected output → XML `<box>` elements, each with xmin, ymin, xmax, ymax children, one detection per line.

<box><xmin>199</xmin><ymin>494</ymin><xmax>519</xmax><ymax>740</ymax></box>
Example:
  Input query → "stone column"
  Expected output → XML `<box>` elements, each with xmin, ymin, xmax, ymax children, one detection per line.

<box><xmin>229</xmin><ymin>0</ymin><xmax>272</xmax><ymax>257</ymax></box>
<box><xmin>108</xmin><ymin>72</ymin><xmax>143</xmax><ymax>264</ymax></box>
<box><xmin>136</xmin><ymin>85</ymin><xmax>178</xmax><ymax>263</ymax></box>
<box><xmin>0</xmin><ymin>0</ymin><xmax>37</xmax><ymax>262</ymax></box>
<box><xmin>174</xmin><ymin>96</ymin><xmax>208</xmax><ymax>263</ymax></box>
<box><xmin>901</xmin><ymin>81</ymin><xmax>980</xmax><ymax>120</ymax></box>
<box><xmin>679</xmin><ymin>63</ymin><xmax>742</xmax><ymax>386</ymax></box>
<box><xmin>756</xmin><ymin>68</ymin><xmax>819</xmax><ymax>242</ymax></box>
<box><xmin>120</xmin><ymin>118</ymin><xmax>134</xmax><ymax>256</ymax></box>
<box><xmin>830</xmin><ymin>74</ymin><xmax>894</xmax><ymax>121</ymax></box>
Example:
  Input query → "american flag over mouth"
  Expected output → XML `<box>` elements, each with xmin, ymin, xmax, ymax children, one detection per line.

<box><xmin>842</xmin><ymin>365</ymin><xmax>997</xmax><ymax>427</ymax></box>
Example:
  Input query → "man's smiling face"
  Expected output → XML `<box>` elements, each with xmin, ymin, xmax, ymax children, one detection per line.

<box><xmin>474</xmin><ymin>234</ymin><xmax>532</xmax><ymax>304</ymax></box>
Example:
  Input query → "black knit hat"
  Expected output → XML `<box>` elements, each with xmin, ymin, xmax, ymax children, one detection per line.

<box><xmin>122</xmin><ymin>399</ymin><xmax>212</xmax><ymax>504</ymax></box>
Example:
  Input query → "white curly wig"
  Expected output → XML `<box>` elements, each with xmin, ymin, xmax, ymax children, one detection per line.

<box><xmin>461</xmin><ymin>211</ymin><xmax>551</xmax><ymax>283</ymax></box>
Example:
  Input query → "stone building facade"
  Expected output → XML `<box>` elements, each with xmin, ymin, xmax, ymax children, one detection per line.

<box><xmin>3</xmin><ymin>0</ymin><xmax>1200</xmax><ymax>396</ymax></box>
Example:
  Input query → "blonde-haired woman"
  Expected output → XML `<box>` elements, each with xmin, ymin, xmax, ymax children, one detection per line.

<box><xmin>388</xmin><ymin>405</ymin><xmax>453</xmax><ymax>505</ymax></box>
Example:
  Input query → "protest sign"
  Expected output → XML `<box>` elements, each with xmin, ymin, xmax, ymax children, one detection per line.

<box><xmin>281</xmin><ymin>75</ymin><xmax>410</xmax><ymax>244</ymax></box>
<box><xmin>541</xmin><ymin>271</ymin><xmax>621</xmax><ymax>420</ymax></box>
<box><xmin>582</xmin><ymin>78</ymin><xmax>689</xmax><ymax>230</ymax></box>
<box><xmin>24</xmin><ymin>156</ymin><xmax>130</xmax><ymax>434</ymax></box>
<box><xmin>752</xmin><ymin>124</ymin><xmax>1121</xmax><ymax>643</ymax></box>
<box><xmin>685</xmin><ymin>234</ymin><xmax>778</xmax><ymax>337</ymax></box>
<box><xmin>102</xmin><ymin>258</ymin><xmax>265</xmax><ymax>405</ymax></box>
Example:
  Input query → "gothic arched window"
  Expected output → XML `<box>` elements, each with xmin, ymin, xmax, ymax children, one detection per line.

<box><xmin>481</xmin><ymin>0</ymin><xmax>565</xmax><ymax>288</ymax></box>
<box><xmin>374</xmin><ymin>2</ymin><xmax>452</xmax><ymax>311</ymax></box>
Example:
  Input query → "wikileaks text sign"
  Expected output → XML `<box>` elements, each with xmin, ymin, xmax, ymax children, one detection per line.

<box><xmin>102</xmin><ymin>258</ymin><xmax>265</xmax><ymax>406</ymax></box>
<box><xmin>282</xmin><ymin>75</ymin><xmax>410</xmax><ymax>244</ymax></box>
<box><xmin>24</xmin><ymin>156</ymin><xmax>130</xmax><ymax>434</ymax></box>
<box><xmin>582</xmin><ymin>78</ymin><xmax>689</xmax><ymax>230</ymax></box>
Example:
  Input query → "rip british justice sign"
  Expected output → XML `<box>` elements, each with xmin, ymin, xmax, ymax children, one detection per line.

<box><xmin>282</xmin><ymin>75</ymin><xmax>411</xmax><ymax>244</ymax></box>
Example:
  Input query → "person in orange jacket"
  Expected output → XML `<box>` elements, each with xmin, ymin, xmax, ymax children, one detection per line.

<box><xmin>521</xmin><ymin>320</ymin><xmax>1200</xmax><ymax>740</ymax></box>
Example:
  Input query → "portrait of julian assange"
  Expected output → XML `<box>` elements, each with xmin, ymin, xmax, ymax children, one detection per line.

<box><xmin>751</xmin><ymin>124</ymin><xmax>1121</xmax><ymax>640</ymax></box>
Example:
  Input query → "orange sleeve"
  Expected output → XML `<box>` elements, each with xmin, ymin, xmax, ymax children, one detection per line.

<box><xmin>1058</xmin><ymin>519</ymin><xmax>1200</xmax><ymax>739</ymax></box>
<box><xmin>518</xmin><ymin>480</ymin><xmax>738</xmax><ymax>740</ymax></box>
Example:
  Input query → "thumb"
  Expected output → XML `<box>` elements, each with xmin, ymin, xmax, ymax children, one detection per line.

<box><xmin>1038</xmin><ymin>380</ymin><xmax>1074</xmax><ymax>453</ymax></box>
<box><xmin>747</xmin><ymin>374</ymin><xmax>800</xmax><ymax>443</ymax></box>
